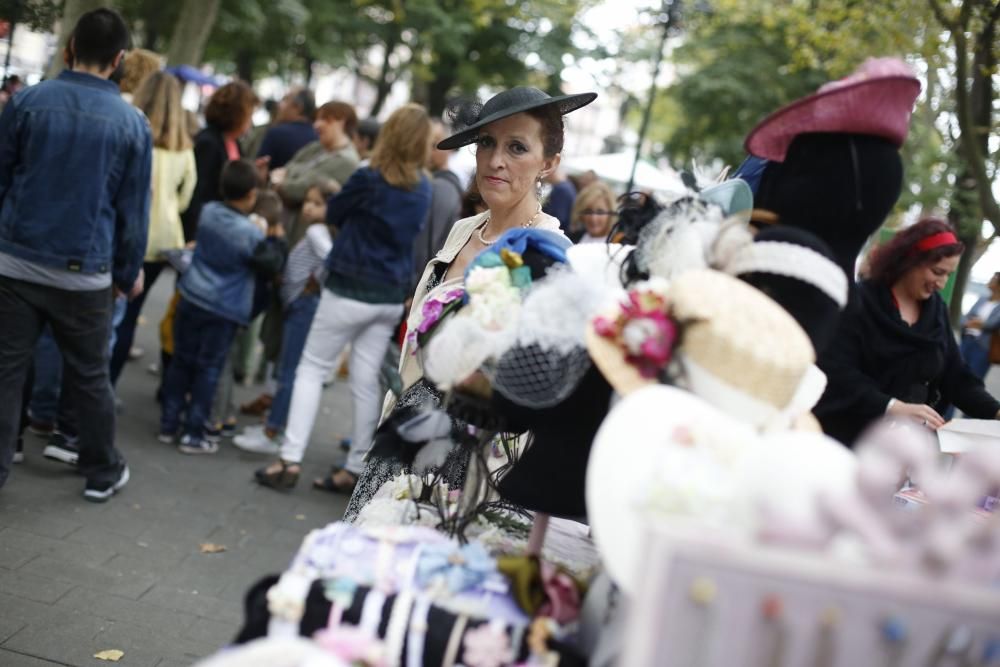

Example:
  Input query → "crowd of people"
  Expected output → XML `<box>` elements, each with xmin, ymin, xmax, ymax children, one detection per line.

<box><xmin>0</xmin><ymin>8</ymin><xmax>638</xmax><ymax>502</ymax></box>
<box><xmin>1</xmin><ymin>8</ymin><xmax>998</xmax><ymax>665</ymax></box>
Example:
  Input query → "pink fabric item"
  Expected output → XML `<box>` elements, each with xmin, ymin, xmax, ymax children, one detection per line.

<box><xmin>536</xmin><ymin>561</ymin><xmax>582</xmax><ymax>624</ymax></box>
<box><xmin>745</xmin><ymin>57</ymin><xmax>921</xmax><ymax>162</ymax></box>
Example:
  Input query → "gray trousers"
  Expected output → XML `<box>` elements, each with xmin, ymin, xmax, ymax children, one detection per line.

<box><xmin>0</xmin><ymin>275</ymin><xmax>122</xmax><ymax>489</ymax></box>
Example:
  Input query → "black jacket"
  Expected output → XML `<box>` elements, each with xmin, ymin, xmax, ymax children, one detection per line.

<box><xmin>815</xmin><ymin>280</ymin><xmax>1000</xmax><ymax>445</ymax></box>
<box><xmin>181</xmin><ymin>125</ymin><xmax>240</xmax><ymax>242</ymax></box>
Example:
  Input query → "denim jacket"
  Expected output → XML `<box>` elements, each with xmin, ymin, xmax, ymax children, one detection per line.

<box><xmin>0</xmin><ymin>71</ymin><xmax>152</xmax><ymax>291</ymax></box>
<box><xmin>180</xmin><ymin>202</ymin><xmax>286</xmax><ymax>326</ymax></box>
<box><xmin>325</xmin><ymin>166</ymin><xmax>431</xmax><ymax>294</ymax></box>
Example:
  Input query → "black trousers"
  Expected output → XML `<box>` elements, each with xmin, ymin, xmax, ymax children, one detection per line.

<box><xmin>0</xmin><ymin>275</ymin><xmax>122</xmax><ymax>489</ymax></box>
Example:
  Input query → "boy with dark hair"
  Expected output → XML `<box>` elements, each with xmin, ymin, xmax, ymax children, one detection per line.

<box><xmin>159</xmin><ymin>160</ymin><xmax>286</xmax><ymax>454</ymax></box>
<box><xmin>0</xmin><ymin>7</ymin><xmax>150</xmax><ymax>501</ymax></box>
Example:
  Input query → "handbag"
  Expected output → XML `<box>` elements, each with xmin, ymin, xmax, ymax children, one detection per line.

<box><xmin>989</xmin><ymin>332</ymin><xmax>1000</xmax><ymax>365</ymax></box>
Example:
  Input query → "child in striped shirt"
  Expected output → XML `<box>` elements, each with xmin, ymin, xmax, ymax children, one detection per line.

<box><xmin>233</xmin><ymin>182</ymin><xmax>335</xmax><ymax>453</ymax></box>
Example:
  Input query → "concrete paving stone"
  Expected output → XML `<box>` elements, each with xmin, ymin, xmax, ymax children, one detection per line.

<box><xmin>0</xmin><ymin>509</ymin><xmax>83</xmax><ymax>540</ymax></box>
<box><xmin>19</xmin><ymin>556</ymin><xmax>157</xmax><ymax>601</ymax></box>
<box><xmin>92</xmin><ymin>619</ymin><xmax>211</xmax><ymax>666</ymax></box>
<box><xmin>0</xmin><ymin>569</ymin><xmax>75</xmax><ymax>604</ymax></box>
<box><xmin>180</xmin><ymin>616</ymin><xmax>240</xmax><ymax>650</ymax></box>
<box><xmin>65</xmin><ymin>527</ymin><xmax>188</xmax><ymax>570</ymax></box>
<box><xmin>0</xmin><ymin>617</ymin><xmax>26</xmax><ymax>644</ymax></box>
<box><xmin>0</xmin><ymin>543</ymin><xmax>36</xmax><ymax>570</ymax></box>
<box><xmin>155</xmin><ymin>555</ymin><xmax>263</xmax><ymax>599</ymax></box>
<box><xmin>139</xmin><ymin>586</ymin><xmax>242</xmax><ymax>626</ymax></box>
<box><xmin>2</xmin><ymin>611</ymin><xmax>112</xmax><ymax>665</ymax></box>
<box><xmin>156</xmin><ymin>660</ymin><xmax>200</xmax><ymax>667</ymax></box>
<box><xmin>0</xmin><ymin>528</ymin><xmax>118</xmax><ymax>567</ymax></box>
<box><xmin>55</xmin><ymin>587</ymin><xmax>194</xmax><ymax>638</ymax></box>
<box><xmin>0</xmin><ymin>648</ymin><xmax>69</xmax><ymax>666</ymax></box>
<box><xmin>0</xmin><ymin>592</ymin><xmax>59</xmax><ymax>627</ymax></box>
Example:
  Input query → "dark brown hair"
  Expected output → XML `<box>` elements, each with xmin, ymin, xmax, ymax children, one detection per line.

<box><xmin>317</xmin><ymin>101</ymin><xmax>359</xmax><ymax>139</ymax></box>
<box><xmin>204</xmin><ymin>81</ymin><xmax>257</xmax><ymax>134</ymax></box>
<box><xmin>525</xmin><ymin>104</ymin><xmax>565</xmax><ymax>157</ymax></box>
<box><xmin>866</xmin><ymin>217</ymin><xmax>965</xmax><ymax>287</ymax></box>
<box><xmin>253</xmin><ymin>189</ymin><xmax>282</xmax><ymax>227</ymax></box>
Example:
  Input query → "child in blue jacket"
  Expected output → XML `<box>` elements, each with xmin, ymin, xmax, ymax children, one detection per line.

<box><xmin>159</xmin><ymin>160</ymin><xmax>286</xmax><ymax>453</ymax></box>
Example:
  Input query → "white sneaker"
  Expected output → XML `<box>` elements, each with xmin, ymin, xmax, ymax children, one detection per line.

<box><xmin>233</xmin><ymin>428</ymin><xmax>280</xmax><ymax>455</ymax></box>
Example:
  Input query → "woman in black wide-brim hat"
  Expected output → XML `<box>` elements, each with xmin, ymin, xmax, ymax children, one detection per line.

<box><xmin>344</xmin><ymin>86</ymin><xmax>596</xmax><ymax>515</ymax></box>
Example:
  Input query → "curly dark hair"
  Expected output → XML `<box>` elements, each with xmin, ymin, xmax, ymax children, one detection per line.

<box><xmin>204</xmin><ymin>81</ymin><xmax>257</xmax><ymax>134</ymax></box>
<box><xmin>866</xmin><ymin>217</ymin><xmax>964</xmax><ymax>287</ymax></box>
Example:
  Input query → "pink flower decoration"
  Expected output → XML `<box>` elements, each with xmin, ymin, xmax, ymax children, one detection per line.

<box><xmin>596</xmin><ymin>287</ymin><xmax>678</xmax><ymax>378</ymax></box>
<box><xmin>408</xmin><ymin>288</ymin><xmax>466</xmax><ymax>352</ymax></box>
<box><xmin>537</xmin><ymin>561</ymin><xmax>582</xmax><ymax>624</ymax></box>
<box><xmin>463</xmin><ymin>623</ymin><xmax>514</xmax><ymax>667</ymax></box>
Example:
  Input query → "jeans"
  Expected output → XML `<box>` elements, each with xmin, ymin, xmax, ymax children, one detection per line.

<box><xmin>266</xmin><ymin>292</ymin><xmax>320</xmax><ymax>432</ymax></box>
<box><xmin>160</xmin><ymin>298</ymin><xmax>238</xmax><ymax>439</ymax></box>
<box><xmin>960</xmin><ymin>333</ymin><xmax>991</xmax><ymax>380</ymax></box>
<box><xmin>28</xmin><ymin>327</ymin><xmax>62</xmax><ymax>423</ymax></box>
<box><xmin>109</xmin><ymin>261</ymin><xmax>165</xmax><ymax>385</ymax></box>
<box><xmin>279</xmin><ymin>289</ymin><xmax>402</xmax><ymax>473</ymax></box>
<box><xmin>46</xmin><ymin>294</ymin><xmax>127</xmax><ymax>441</ymax></box>
<box><xmin>0</xmin><ymin>275</ymin><xmax>122</xmax><ymax>490</ymax></box>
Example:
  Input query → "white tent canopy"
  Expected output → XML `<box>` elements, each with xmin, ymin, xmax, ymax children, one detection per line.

<box><xmin>563</xmin><ymin>152</ymin><xmax>688</xmax><ymax>196</ymax></box>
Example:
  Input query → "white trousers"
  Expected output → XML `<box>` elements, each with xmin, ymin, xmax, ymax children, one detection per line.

<box><xmin>280</xmin><ymin>290</ymin><xmax>403</xmax><ymax>473</ymax></box>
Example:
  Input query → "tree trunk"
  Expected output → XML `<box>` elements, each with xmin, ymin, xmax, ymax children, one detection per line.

<box><xmin>235</xmin><ymin>49</ymin><xmax>255</xmax><ymax>84</ymax></box>
<box><xmin>946</xmin><ymin>0</ymin><xmax>996</xmax><ymax>323</ymax></box>
<box><xmin>165</xmin><ymin>0</ymin><xmax>222</xmax><ymax>67</ymax></box>
<box><xmin>44</xmin><ymin>0</ymin><xmax>108</xmax><ymax>80</ymax></box>
<box><xmin>369</xmin><ymin>30</ymin><xmax>401</xmax><ymax>118</ymax></box>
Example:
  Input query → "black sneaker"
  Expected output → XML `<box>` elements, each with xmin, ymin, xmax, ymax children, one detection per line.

<box><xmin>83</xmin><ymin>463</ymin><xmax>129</xmax><ymax>503</ymax></box>
<box><xmin>13</xmin><ymin>437</ymin><xmax>23</xmax><ymax>464</ymax></box>
<box><xmin>203</xmin><ymin>423</ymin><xmax>222</xmax><ymax>444</ymax></box>
<box><xmin>43</xmin><ymin>432</ymin><xmax>79</xmax><ymax>466</ymax></box>
<box><xmin>178</xmin><ymin>435</ymin><xmax>218</xmax><ymax>455</ymax></box>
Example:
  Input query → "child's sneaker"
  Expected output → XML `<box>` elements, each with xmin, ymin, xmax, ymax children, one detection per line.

<box><xmin>233</xmin><ymin>427</ymin><xmax>280</xmax><ymax>455</ymax></box>
<box><xmin>203</xmin><ymin>423</ymin><xmax>223</xmax><ymax>444</ymax></box>
<box><xmin>13</xmin><ymin>436</ymin><xmax>24</xmax><ymax>463</ymax></box>
<box><xmin>220</xmin><ymin>419</ymin><xmax>238</xmax><ymax>438</ymax></box>
<box><xmin>43</xmin><ymin>431</ymin><xmax>79</xmax><ymax>466</ymax></box>
<box><xmin>178</xmin><ymin>435</ymin><xmax>218</xmax><ymax>455</ymax></box>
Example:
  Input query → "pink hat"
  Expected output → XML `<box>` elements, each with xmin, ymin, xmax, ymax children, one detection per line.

<box><xmin>745</xmin><ymin>58</ymin><xmax>921</xmax><ymax>162</ymax></box>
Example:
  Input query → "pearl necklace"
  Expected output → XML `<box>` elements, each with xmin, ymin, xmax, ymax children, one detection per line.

<box><xmin>476</xmin><ymin>203</ymin><xmax>542</xmax><ymax>246</ymax></box>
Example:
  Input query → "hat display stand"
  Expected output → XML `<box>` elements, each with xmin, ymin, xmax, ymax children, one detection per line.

<box><xmin>623</xmin><ymin>526</ymin><xmax>1000</xmax><ymax>667</ymax></box>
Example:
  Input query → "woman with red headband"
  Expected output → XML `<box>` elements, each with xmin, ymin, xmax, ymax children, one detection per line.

<box><xmin>814</xmin><ymin>217</ymin><xmax>1000</xmax><ymax>446</ymax></box>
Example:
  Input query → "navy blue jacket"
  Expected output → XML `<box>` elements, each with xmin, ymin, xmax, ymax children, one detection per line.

<box><xmin>256</xmin><ymin>120</ymin><xmax>317</xmax><ymax>169</ymax></box>
<box><xmin>0</xmin><ymin>70</ymin><xmax>152</xmax><ymax>291</ymax></box>
<box><xmin>325</xmin><ymin>167</ymin><xmax>431</xmax><ymax>294</ymax></box>
<box><xmin>180</xmin><ymin>202</ymin><xmax>286</xmax><ymax>326</ymax></box>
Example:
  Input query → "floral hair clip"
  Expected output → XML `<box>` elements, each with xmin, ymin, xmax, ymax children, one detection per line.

<box><xmin>592</xmin><ymin>280</ymin><xmax>678</xmax><ymax>380</ymax></box>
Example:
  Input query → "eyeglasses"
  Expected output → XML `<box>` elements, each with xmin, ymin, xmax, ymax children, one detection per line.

<box><xmin>582</xmin><ymin>209</ymin><xmax>616</xmax><ymax>216</ymax></box>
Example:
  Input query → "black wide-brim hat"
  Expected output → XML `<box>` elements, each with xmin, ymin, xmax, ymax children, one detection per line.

<box><xmin>437</xmin><ymin>86</ymin><xmax>597</xmax><ymax>150</ymax></box>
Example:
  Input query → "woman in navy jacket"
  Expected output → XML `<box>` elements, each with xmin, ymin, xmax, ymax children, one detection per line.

<box><xmin>255</xmin><ymin>104</ymin><xmax>432</xmax><ymax>491</ymax></box>
<box><xmin>960</xmin><ymin>271</ymin><xmax>1000</xmax><ymax>379</ymax></box>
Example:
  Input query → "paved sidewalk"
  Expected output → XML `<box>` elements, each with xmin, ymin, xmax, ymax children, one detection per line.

<box><xmin>0</xmin><ymin>277</ymin><xmax>355</xmax><ymax>666</ymax></box>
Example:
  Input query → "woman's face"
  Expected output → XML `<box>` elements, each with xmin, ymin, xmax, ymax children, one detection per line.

<box><xmin>581</xmin><ymin>196</ymin><xmax>615</xmax><ymax>237</ymax></box>
<box><xmin>900</xmin><ymin>254</ymin><xmax>960</xmax><ymax>300</ymax></box>
<box><xmin>475</xmin><ymin>112</ymin><xmax>557</xmax><ymax>212</ymax></box>
<box><xmin>314</xmin><ymin>115</ymin><xmax>345</xmax><ymax>149</ymax></box>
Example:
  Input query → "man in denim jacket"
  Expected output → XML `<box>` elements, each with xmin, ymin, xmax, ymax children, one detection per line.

<box><xmin>0</xmin><ymin>8</ymin><xmax>152</xmax><ymax>501</ymax></box>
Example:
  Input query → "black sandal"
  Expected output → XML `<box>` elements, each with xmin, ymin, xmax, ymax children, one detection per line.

<box><xmin>255</xmin><ymin>460</ymin><xmax>300</xmax><ymax>490</ymax></box>
<box><xmin>313</xmin><ymin>469</ymin><xmax>357</xmax><ymax>494</ymax></box>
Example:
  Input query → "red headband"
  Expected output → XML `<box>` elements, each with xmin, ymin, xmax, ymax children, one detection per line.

<box><xmin>913</xmin><ymin>231</ymin><xmax>959</xmax><ymax>253</ymax></box>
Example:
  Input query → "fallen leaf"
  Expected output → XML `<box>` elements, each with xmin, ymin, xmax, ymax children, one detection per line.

<box><xmin>199</xmin><ymin>543</ymin><xmax>226</xmax><ymax>554</ymax></box>
<box><xmin>295</xmin><ymin>514</ymin><xmax>306</xmax><ymax>521</ymax></box>
<box><xmin>94</xmin><ymin>649</ymin><xmax>124</xmax><ymax>661</ymax></box>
